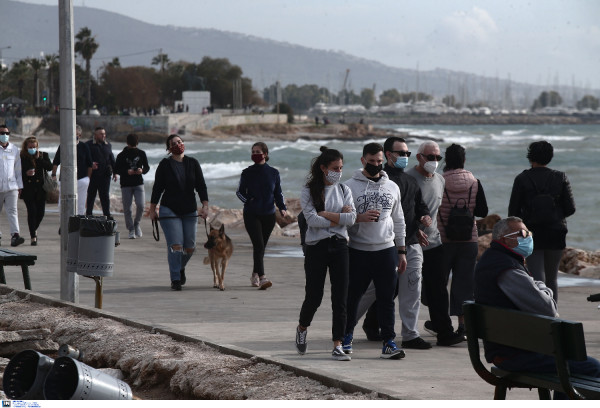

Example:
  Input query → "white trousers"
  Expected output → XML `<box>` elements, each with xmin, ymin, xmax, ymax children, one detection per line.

<box><xmin>0</xmin><ymin>190</ymin><xmax>20</xmax><ymax>236</ymax></box>
<box><xmin>58</xmin><ymin>177</ymin><xmax>90</xmax><ymax>215</ymax></box>
<box><xmin>356</xmin><ymin>243</ymin><xmax>423</xmax><ymax>341</ymax></box>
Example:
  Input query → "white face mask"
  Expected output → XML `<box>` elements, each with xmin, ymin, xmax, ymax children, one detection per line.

<box><xmin>325</xmin><ymin>170</ymin><xmax>342</xmax><ymax>184</ymax></box>
<box><xmin>423</xmin><ymin>161</ymin><xmax>438</xmax><ymax>174</ymax></box>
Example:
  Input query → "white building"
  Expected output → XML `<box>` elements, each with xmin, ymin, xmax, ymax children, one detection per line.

<box><xmin>179</xmin><ymin>91</ymin><xmax>211</xmax><ymax>114</ymax></box>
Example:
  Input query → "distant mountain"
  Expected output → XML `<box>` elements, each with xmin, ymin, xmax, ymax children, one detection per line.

<box><xmin>3</xmin><ymin>0</ymin><xmax>596</xmax><ymax>108</ymax></box>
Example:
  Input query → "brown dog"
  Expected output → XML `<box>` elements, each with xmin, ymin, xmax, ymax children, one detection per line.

<box><xmin>203</xmin><ymin>224</ymin><xmax>233</xmax><ymax>291</ymax></box>
<box><xmin>476</xmin><ymin>213</ymin><xmax>502</xmax><ymax>235</ymax></box>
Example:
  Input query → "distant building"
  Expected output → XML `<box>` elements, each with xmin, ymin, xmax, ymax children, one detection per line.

<box><xmin>179</xmin><ymin>91</ymin><xmax>211</xmax><ymax>114</ymax></box>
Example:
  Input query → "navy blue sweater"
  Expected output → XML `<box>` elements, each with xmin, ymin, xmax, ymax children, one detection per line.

<box><xmin>236</xmin><ymin>163</ymin><xmax>286</xmax><ymax>215</ymax></box>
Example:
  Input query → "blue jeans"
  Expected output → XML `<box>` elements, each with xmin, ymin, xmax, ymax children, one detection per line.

<box><xmin>158</xmin><ymin>206</ymin><xmax>197</xmax><ymax>282</ymax></box>
<box><xmin>496</xmin><ymin>352</ymin><xmax>600</xmax><ymax>399</ymax></box>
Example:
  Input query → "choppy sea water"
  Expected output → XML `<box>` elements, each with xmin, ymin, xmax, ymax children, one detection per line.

<box><xmin>45</xmin><ymin>124</ymin><xmax>599</xmax><ymax>251</ymax></box>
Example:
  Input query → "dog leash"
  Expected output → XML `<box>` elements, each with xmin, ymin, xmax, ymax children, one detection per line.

<box><xmin>151</xmin><ymin>214</ymin><xmax>207</xmax><ymax>242</ymax></box>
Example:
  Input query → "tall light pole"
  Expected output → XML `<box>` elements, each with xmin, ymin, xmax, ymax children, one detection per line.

<box><xmin>0</xmin><ymin>46</ymin><xmax>11</xmax><ymax>69</ymax></box>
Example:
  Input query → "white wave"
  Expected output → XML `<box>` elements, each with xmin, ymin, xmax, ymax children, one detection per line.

<box><xmin>501</xmin><ymin>129</ymin><xmax>526</xmax><ymax>136</ymax></box>
<box><xmin>530</xmin><ymin>135</ymin><xmax>586</xmax><ymax>142</ymax></box>
<box><xmin>200</xmin><ymin>161</ymin><xmax>249</xmax><ymax>180</ymax></box>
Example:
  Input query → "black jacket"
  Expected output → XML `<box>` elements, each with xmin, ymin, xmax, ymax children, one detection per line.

<box><xmin>384</xmin><ymin>164</ymin><xmax>430</xmax><ymax>246</ymax></box>
<box><xmin>114</xmin><ymin>147</ymin><xmax>150</xmax><ymax>187</ymax></box>
<box><xmin>86</xmin><ymin>139</ymin><xmax>115</xmax><ymax>179</ymax></box>
<box><xmin>21</xmin><ymin>151</ymin><xmax>53</xmax><ymax>201</ymax></box>
<box><xmin>151</xmin><ymin>156</ymin><xmax>208</xmax><ymax>215</ymax></box>
<box><xmin>508</xmin><ymin>167</ymin><xmax>575</xmax><ymax>249</ymax></box>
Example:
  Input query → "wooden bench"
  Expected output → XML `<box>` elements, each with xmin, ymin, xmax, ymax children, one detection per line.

<box><xmin>0</xmin><ymin>248</ymin><xmax>36</xmax><ymax>290</ymax></box>
<box><xmin>463</xmin><ymin>301</ymin><xmax>600</xmax><ymax>400</ymax></box>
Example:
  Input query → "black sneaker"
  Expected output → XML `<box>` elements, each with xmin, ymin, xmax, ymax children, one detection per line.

<box><xmin>436</xmin><ymin>332</ymin><xmax>465</xmax><ymax>346</ymax></box>
<box><xmin>424</xmin><ymin>320</ymin><xmax>438</xmax><ymax>336</ymax></box>
<box><xmin>380</xmin><ymin>340</ymin><xmax>406</xmax><ymax>359</ymax></box>
<box><xmin>295</xmin><ymin>326</ymin><xmax>307</xmax><ymax>355</ymax></box>
<box><xmin>171</xmin><ymin>280</ymin><xmax>182</xmax><ymax>291</ymax></box>
<box><xmin>180</xmin><ymin>269</ymin><xmax>186</xmax><ymax>286</ymax></box>
<box><xmin>11</xmin><ymin>234</ymin><xmax>24</xmax><ymax>247</ymax></box>
<box><xmin>456</xmin><ymin>325</ymin><xmax>467</xmax><ymax>341</ymax></box>
<box><xmin>401</xmin><ymin>337</ymin><xmax>432</xmax><ymax>350</ymax></box>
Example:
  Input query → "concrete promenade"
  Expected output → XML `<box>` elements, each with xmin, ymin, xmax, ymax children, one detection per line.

<box><xmin>2</xmin><ymin>204</ymin><xmax>600</xmax><ymax>400</ymax></box>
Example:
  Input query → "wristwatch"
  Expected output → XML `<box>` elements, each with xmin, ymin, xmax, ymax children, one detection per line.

<box><xmin>397</xmin><ymin>249</ymin><xmax>407</xmax><ymax>255</ymax></box>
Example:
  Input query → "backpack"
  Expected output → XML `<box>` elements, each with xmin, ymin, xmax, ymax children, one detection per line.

<box><xmin>525</xmin><ymin>172</ymin><xmax>560</xmax><ymax>225</ymax></box>
<box><xmin>298</xmin><ymin>184</ymin><xmax>345</xmax><ymax>253</ymax></box>
<box><xmin>442</xmin><ymin>184</ymin><xmax>474</xmax><ymax>241</ymax></box>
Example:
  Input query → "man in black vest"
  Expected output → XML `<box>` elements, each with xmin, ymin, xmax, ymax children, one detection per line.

<box><xmin>86</xmin><ymin>127</ymin><xmax>116</xmax><ymax>217</ymax></box>
<box><xmin>474</xmin><ymin>216</ymin><xmax>600</xmax><ymax>399</ymax></box>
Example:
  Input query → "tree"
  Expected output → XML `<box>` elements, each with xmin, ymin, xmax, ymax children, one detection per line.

<box><xmin>151</xmin><ymin>53</ymin><xmax>170</xmax><ymax>75</ymax></box>
<box><xmin>25</xmin><ymin>57</ymin><xmax>45</xmax><ymax>108</ymax></box>
<box><xmin>379</xmin><ymin>88</ymin><xmax>402</xmax><ymax>106</ymax></box>
<box><xmin>75</xmin><ymin>27</ymin><xmax>99</xmax><ymax>114</ymax></box>
<box><xmin>531</xmin><ymin>91</ymin><xmax>562</xmax><ymax>111</ymax></box>
<box><xmin>97</xmin><ymin>66</ymin><xmax>160</xmax><ymax>113</ymax></box>
<box><xmin>273</xmin><ymin>102</ymin><xmax>294</xmax><ymax>123</ymax></box>
<box><xmin>360</xmin><ymin>88</ymin><xmax>375</xmax><ymax>109</ymax></box>
<box><xmin>442</xmin><ymin>95</ymin><xmax>457</xmax><ymax>108</ymax></box>
<box><xmin>107</xmin><ymin>57</ymin><xmax>121</xmax><ymax>68</ymax></box>
<box><xmin>576</xmin><ymin>95</ymin><xmax>599</xmax><ymax>110</ymax></box>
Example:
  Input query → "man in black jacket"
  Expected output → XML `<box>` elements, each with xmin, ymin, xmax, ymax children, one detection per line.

<box><xmin>357</xmin><ymin>136</ymin><xmax>434</xmax><ymax>350</ymax></box>
<box><xmin>86</xmin><ymin>127</ymin><xmax>116</xmax><ymax>217</ymax></box>
<box><xmin>508</xmin><ymin>140</ymin><xmax>576</xmax><ymax>301</ymax></box>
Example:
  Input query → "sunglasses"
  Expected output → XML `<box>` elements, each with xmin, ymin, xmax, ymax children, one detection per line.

<box><xmin>391</xmin><ymin>150</ymin><xmax>411</xmax><ymax>157</ymax></box>
<box><xmin>419</xmin><ymin>153</ymin><xmax>443</xmax><ymax>161</ymax></box>
<box><xmin>503</xmin><ymin>229</ymin><xmax>533</xmax><ymax>239</ymax></box>
<box><xmin>0</xmin><ymin>131</ymin><xmax>9</xmax><ymax>135</ymax></box>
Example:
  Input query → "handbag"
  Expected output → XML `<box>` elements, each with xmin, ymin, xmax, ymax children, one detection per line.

<box><xmin>42</xmin><ymin>170</ymin><xmax>57</xmax><ymax>193</ymax></box>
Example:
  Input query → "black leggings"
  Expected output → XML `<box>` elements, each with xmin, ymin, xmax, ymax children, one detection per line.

<box><xmin>24</xmin><ymin>197</ymin><xmax>46</xmax><ymax>238</ymax></box>
<box><xmin>243</xmin><ymin>212</ymin><xmax>276</xmax><ymax>277</ymax></box>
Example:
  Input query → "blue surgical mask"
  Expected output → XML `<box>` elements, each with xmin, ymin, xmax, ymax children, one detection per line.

<box><xmin>512</xmin><ymin>236</ymin><xmax>534</xmax><ymax>258</ymax></box>
<box><xmin>0</xmin><ymin>134</ymin><xmax>9</xmax><ymax>144</ymax></box>
<box><xmin>28</xmin><ymin>148</ymin><xmax>37</xmax><ymax>155</ymax></box>
<box><xmin>394</xmin><ymin>156</ymin><xmax>408</xmax><ymax>169</ymax></box>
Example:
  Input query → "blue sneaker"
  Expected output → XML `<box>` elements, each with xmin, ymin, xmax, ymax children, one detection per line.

<box><xmin>342</xmin><ymin>333</ymin><xmax>353</xmax><ymax>354</ymax></box>
<box><xmin>381</xmin><ymin>339</ymin><xmax>406</xmax><ymax>360</ymax></box>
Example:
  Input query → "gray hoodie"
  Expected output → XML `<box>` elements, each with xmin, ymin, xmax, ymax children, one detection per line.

<box><xmin>344</xmin><ymin>168</ymin><xmax>406</xmax><ymax>251</ymax></box>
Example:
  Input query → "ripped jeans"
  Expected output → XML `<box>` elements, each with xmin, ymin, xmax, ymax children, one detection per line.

<box><xmin>158</xmin><ymin>206</ymin><xmax>197</xmax><ymax>282</ymax></box>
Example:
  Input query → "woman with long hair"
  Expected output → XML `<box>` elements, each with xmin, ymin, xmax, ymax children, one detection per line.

<box><xmin>149</xmin><ymin>135</ymin><xmax>209</xmax><ymax>291</ymax></box>
<box><xmin>295</xmin><ymin>146</ymin><xmax>356</xmax><ymax>361</ymax></box>
<box><xmin>438</xmin><ymin>143</ymin><xmax>488</xmax><ymax>336</ymax></box>
<box><xmin>236</xmin><ymin>142</ymin><xmax>287</xmax><ymax>290</ymax></box>
<box><xmin>20</xmin><ymin>136</ymin><xmax>53</xmax><ymax>245</ymax></box>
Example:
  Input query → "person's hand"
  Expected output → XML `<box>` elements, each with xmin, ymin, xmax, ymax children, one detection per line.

<box><xmin>341</xmin><ymin>205</ymin><xmax>352</xmax><ymax>213</ymax></box>
<box><xmin>136</xmin><ymin>168</ymin><xmax>142</xmax><ymax>175</ymax></box>
<box><xmin>417</xmin><ymin>229</ymin><xmax>429</xmax><ymax>247</ymax></box>
<box><xmin>26</xmin><ymin>169</ymin><xmax>35</xmax><ymax>177</ymax></box>
<box><xmin>150</xmin><ymin>209</ymin><xmax>158</xmax><ymax>221</ymax></box>
<box><xmin>420</xmin><ymin>215</ymin><xmax>432</xmax><ymax>227</ymax></box>
<box><xmin>198</xmin><ymin>207</ymin><xmax>208</xmax><ymax>219</ymax></box>
<box><xmin>280</xmin><ymin>209</ymin><xmax>287</xmax><ymax>217</ymax></box>
<box><xmin>112</xmin><ymin>174</ymin><xmax>118</xmax><ymax>182</ymax></box>
<box><xmin>397</xmin><ymin>254</ymin><xmax>407</xmax><ymax>274</ymax></box>
<box><xmin>357</xmin><ymin>209</ymin><xmax>380</xmax><ymax>222</ymax></box>
<box><xmin>92</xmin><ymin>162</ymin><xmax>98</xmax><ymax>170</ymax></box>
<box><xmin>127</xmin><ymin>169</ymin><xmax>134</xmax><ymax>175</ymax></box>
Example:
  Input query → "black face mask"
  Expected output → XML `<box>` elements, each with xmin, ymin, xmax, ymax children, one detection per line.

<box><xmin>364</xmin><ymin>162</ymin><xmax>382</xmax><ymax>177</ymax></box>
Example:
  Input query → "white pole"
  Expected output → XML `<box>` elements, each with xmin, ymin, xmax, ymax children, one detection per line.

<box><xmin>58</xmin><ymin>0</ymin><xmax>79</xmax><ymax>302</ymax></box>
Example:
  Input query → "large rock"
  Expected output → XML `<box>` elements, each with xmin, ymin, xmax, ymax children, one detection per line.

<box><xmin>560</xmin><ymin>247</ymin><xmax>600</xmax><ymax>277</ymax></box>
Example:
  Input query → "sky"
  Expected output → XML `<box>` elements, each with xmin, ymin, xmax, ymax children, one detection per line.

<box><xmin>18</xmin><ymin>0</ymin><xmax>600</xmax><ymax>89</ymax></box>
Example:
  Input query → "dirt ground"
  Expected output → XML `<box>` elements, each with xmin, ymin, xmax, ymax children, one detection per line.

<box><xmin>0</xmin><ymin>291</ymin><xmax>379</xmax><ymax>400</ymax></box>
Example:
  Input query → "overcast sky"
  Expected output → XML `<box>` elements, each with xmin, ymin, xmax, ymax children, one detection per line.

<box><xmin>20</xmin><ymin>0</ymin><xmax>600</xmax><ymax>89</ymax></box>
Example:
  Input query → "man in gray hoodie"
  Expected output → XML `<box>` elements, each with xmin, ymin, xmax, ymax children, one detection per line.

<box><xmin>342</xmin><ymin>142</ymin><xmax>407</xmax><ymax>359</ymax></box>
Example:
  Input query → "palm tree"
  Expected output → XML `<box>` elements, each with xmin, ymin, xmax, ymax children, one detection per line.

<box><xmin>26</xmin><ymin>57</ymin><xmax>45</xmax><ymax>108</ymax></box>
<box><xmin>75</xmin><ymin>27</ymin><xmax>99</xmax><ymax>114</ymax></box>
<box><xmin>151</xmin><ymin>52</ymin><xmax>170</xmax><ymax>75</ymax></box>
<box><xmin>44</xmin><ymin>54</ymin><xmax>59</xmax><ymax>108</ymax></box>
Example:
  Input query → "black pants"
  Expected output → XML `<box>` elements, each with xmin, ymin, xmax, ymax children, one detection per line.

<box><xmin>421</xmin><ymin>245</ymin><xmax>454</xmax><ymax>338</ymax></box>
<box><xmin>346</xmin><ymin>246</ymin><xmax>398</xmax><ymax>342</ymax></box>
<box><xmin>86</xmin><ymin>175</ymin><xmax>111</xmax><ymax>216</ymax></box>
<box><xmin>23</xmin><ymin>197</ymin><xmax>46</xmax><ymax>238</ymax></box>
<box><xmin>243</xmin><ymin>212</ymin><xmax>276</xmax><ymax>277</ymax></box>
<box><xmin>299</xmin><ymin>237</ymin><xmax>349</xmax><ymax>341</ymax></box>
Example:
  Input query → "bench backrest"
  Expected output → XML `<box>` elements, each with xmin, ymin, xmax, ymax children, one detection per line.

<box><xmin>463</xmin><ymin>301</ymin><xmax>587</xmax><ymax>361</ymax></box>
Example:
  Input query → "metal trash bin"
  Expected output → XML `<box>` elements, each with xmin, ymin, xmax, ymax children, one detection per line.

<box><xmin>43</xmin><ymin>357</ymin><xmax>132</xmax><ymax>400</ymax></box>
<box><xmin>2</xmin><ymin>350</ymin><xmax>55</xmax><ymax>400</ymax></box>
<box><xmin>67</xmin><ymin>215</ymin><xmax>86</xmax><ymax>273</ymax></box>
<box><xmin>77</xmin><ymin>217</ymin><xmax>117</xmax><ymax>277</ymax></box>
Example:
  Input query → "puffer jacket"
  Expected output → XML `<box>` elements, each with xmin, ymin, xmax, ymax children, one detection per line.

<box><xmin>437</xmin><ymin>169</ymin><xmax>487</xmax><ymax>243</ymax></box>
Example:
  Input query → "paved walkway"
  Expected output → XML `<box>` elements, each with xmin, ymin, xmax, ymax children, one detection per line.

<box><xmin>2</xmin><ymin>205</ymin><xmax>600</xmax><ymax>399</ymax></box>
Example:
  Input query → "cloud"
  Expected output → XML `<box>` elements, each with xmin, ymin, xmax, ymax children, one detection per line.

<box><xmin>440</xmin><ymin>7</ymin><xmax>498</xmax><ymax>44</ymax></box>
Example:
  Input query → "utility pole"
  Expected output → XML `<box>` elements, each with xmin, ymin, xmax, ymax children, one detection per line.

<box><xmin>59</xmin><ymin>0</ymin><xmax>78</xmax><ymax>302</ymax></box>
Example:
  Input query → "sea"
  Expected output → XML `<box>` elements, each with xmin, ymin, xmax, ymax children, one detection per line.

<box><xmin>45</xmin><ymin>124</ymin><xmax>599</xmax><ymax>252</ymax></box>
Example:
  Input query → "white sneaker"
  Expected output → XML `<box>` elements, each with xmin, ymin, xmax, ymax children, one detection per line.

<box><xmin>258</xmin><ymin>276</ymin><xmax>272</xmax><ymax>290</ymax></box>
<box><xmin>332</xmin><ymin>345</ymin><xmax>351</xmax><ymax>361</ymax></box>
<box><xmin>250</xmin><ymin>273</ymin><xmax>260</xmax><ymax>287</ymax></box>
<box><xmin>128</xmin><ymin>230</ymin><xmax>136</xmax><ymax>239</ymax></box>
<box><xmin>135</xmin><ymin>224</ymin><xmax>142</xmax><ymax>238</ymax></box>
